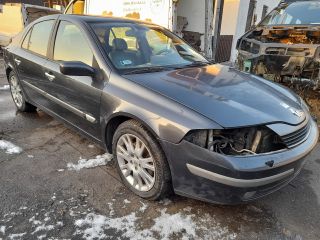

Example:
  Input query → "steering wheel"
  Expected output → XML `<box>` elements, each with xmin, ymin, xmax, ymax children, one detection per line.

<box><xmin>155</xmin><ymin>48</ymin><xmax>172</xmax><ymax>55</ymax></box>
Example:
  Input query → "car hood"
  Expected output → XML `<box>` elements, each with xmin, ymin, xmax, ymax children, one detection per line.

<box><xmin>123</xmin><ymin>64</ymin><xmax>305</xmax><ymax>128</ymax></box>
<box><xmin>244</xmin><ymin>24</ymin><xmax>320</xmax><ymax>44</ymax></box>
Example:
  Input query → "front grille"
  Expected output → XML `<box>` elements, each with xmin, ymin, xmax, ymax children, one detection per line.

<box><xmin>281</xmin><ymin>122</ymin><xmax>311</xmax><ymax>148</ymax></box>
<box><xmin>265</xmin><ymin>47</ymin><xmax>311</xmax><ymax>57</ymax></box>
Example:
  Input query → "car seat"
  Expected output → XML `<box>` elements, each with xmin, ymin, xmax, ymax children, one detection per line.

<box><xmin>109</xmin><ymin>38</ymin><xmax>137</xmax><ymax>68</ymax></box>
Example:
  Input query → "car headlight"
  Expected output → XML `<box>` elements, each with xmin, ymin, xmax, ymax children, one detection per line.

<box><xmin>184</xmin><ymin>127</ymin><xmax>286</xmax><ymax>156</ymax></box>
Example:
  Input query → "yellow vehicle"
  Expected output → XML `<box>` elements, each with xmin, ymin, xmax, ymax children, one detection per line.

<box><xmin>0</xmin><ymin>3</ymin><xmax>60</xmax><ymax>47</ymax></box>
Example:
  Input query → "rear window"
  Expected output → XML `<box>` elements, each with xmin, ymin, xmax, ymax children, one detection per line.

<box><xmin>25</xmin><ymin>20</ymin><xmax>55</xmax><ymax>56</ymax></box>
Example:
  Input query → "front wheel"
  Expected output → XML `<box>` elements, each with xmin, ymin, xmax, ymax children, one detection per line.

<box><xmin>112</xmin><ymin>120</ymin><xmax>172</xmax><ymax>200</ymax></box>
<box><xmin>9</xmin><ymin>71</ymin><xmax>36</xmax><ymax>112</ymax></box>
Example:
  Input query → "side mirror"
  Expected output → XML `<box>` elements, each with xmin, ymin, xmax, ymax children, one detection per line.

<box><xmin>59</xmin><ymin>61</ymin><xmax>95</xmax><ymax>77</ymax></box>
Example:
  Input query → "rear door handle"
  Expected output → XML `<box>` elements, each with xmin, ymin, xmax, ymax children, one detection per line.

<box><xmin>45</xmin><ymin>72</ymin><xmax>55</xmax><ymax>81</ymax></box>
<box><xmin>14</xmin><ymin>58</ymin><xmax>21</xmax><ymax>65</ymax></box>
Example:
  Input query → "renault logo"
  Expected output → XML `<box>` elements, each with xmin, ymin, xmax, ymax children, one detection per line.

<box><xmin>290</xmin><ymin>108</ymin><xmax>305</xmax><ymax>118</ymax></box>
<box><xmin>280</xmin><ymin>102</ymin><xmax>305</xmax><ymax>118</ymax></box>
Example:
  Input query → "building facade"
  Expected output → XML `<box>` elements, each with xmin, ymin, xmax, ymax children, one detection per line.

<box><xmin>174</xmin><ymin>0</ymin><xmax>281</xmax><ymax>62</ymax></box>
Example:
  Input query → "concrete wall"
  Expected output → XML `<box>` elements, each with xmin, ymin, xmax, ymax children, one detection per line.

<box><xmin>0</xmin><ymin>4</ymin><xmax>24</xmax><ymax>35</ymax></box>
<box><xmin>176</xmin><ymin>0</ymin><xmax>206</xmax><ymax>51</ymax></box>
<box><xmin>220</xmin><ymin>0</ymin><xmax>240</xmax><ymax>35</ymax></box>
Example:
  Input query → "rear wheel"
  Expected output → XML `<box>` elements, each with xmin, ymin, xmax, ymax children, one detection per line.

<box><xmin>9</xmin><ymin>71</ymin><xmax>36</xmax><ymax>112</ymax></box>
<box><xmin>112</xmin><ymin>120</ymin><xmax>171</xmax><ymax>200</ymax></box>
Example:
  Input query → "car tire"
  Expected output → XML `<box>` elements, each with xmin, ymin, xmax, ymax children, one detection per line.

<box><xmin>112</xmin><ymin>119</ymin><xmax>172</xmax><ymax>200</ymax></box>
<box><xmin>8</xmin><ymin>71</ymin><xmax>36</xmax><ymax>112</ymax></box>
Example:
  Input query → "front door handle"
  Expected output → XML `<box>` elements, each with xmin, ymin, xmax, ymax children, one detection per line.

<box><xmin>45</xmin><ymin>72</ymin><xmax>55</xmax><ymax>81</ymax></box>
<box><xmin>14</xmin><ymin>58</ymin><xmax>21</xmax><ymax>65</ymax></box>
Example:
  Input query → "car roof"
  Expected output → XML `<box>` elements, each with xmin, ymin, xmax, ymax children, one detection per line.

<box><xmin>58</xmin><ymin>14</ymin><xmax>159</xmax><ymax>26</ymax></box>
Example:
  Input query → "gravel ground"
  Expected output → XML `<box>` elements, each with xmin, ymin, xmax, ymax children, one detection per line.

<box><xmin>1</xmin><ymin>58</ymin><xmax>320</xmax><ymax>240</ymax></box>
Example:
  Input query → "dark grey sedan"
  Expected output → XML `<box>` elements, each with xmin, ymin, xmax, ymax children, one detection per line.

<box><xmin>3</xmin><ymin>14</ymin><xmax>319</xmax><ymax>204</ymax></box>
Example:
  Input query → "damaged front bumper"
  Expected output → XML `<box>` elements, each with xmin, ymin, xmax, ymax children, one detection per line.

<box><xmin>161</xmin><ymin>119</ymin><xmax>319</xmax><ymax>204</ymax></box>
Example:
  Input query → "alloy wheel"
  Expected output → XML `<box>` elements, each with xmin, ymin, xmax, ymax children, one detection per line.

<box><xmin>116</xmin><ymin>133</ymin><xmax>156</xmax><ymax>192</ymax></box>
<box><xmin>9</xmin><ymin>75</ymin><xmax>23</xmax><ymax>108</ymax></box>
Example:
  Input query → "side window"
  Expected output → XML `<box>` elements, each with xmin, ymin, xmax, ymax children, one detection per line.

<box><xmin>54</xmin><ymin>21</ymin><xmax>94</xmax><ymax>67</ymax></box>
<box><xmin>28</xmin><ymin>20</ymin><xmax>55</xmax><ymax>56</ymax></box>
<box><xmin>21</xmin><ymin>29</ymin><xmax>32</xmax><ymax>49</ymax></box>
<box><xmin>109</xmin><ymin>27</ymin><xmax>138</xmax><ymax>51</ymax></box>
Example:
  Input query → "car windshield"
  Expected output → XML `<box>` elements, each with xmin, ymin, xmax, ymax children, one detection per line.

<box><xmin>260</xmin><ymin>1</ymin><xmax>320</xmax><ymax>26</ymax></box>
<box><xmin>90</xmin><ymin>22</ymin><xmax>209</xmax><ymax>74</ymax></box>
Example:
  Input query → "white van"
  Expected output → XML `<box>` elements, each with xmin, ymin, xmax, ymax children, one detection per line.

<box><xmin>64</xmin><ymin>0</ymin><xmax>212</xmax><ymax>54</ymax></box>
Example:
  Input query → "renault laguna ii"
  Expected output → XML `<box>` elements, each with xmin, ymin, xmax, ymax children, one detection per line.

<box><xmin>3</xmin><ymin>14</ymin><xmax>318</xmax><ymax>204</ymax></box>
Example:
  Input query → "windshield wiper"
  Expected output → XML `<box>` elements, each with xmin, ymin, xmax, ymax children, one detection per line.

<box><xmin>123</xmin><ymin>66</ymin><xmax>167</xmax><ymax>75</ymax></box>
<box><xmin>185</xmin><ymin>61</ymin><xmax>211</xmax><ymax>67</ymax></box>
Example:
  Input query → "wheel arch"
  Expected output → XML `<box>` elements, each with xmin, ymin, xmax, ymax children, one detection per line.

<box><xmin>5</xmin><ymin>66</ymin><xmax>13</xmax><ymax>81</ymax></box>
<box><xmin>103</xmin><ymin>112</ymin><xmax>160</xmax><ymax>153</ymax></box>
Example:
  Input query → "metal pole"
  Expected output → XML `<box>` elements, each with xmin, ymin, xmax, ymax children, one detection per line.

<box><xmin>245</xmin><ymin>0</ymin><xmax>257</xmax><ymax>32</ymax></box>
<box><xmin>212</xmin><ymin>0</ymin><xmax>224</xmax><ymax>62</ymax></box>
<box><xmin>172</xmin><ymin>1</ymin><xmax>178</xmax><ymax>34</ymax></box>
<box><xmin>261</xmin><ymin>5</ymin><xmax>268</xmax><ymax>19</ymax></box>
<box><xmin>204</xmin><ymin>0</ymin><xmax>215</xmax><ymax>59</ymax></box>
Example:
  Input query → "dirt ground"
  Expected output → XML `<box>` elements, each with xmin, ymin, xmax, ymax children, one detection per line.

<box><xmin>280</xmin><ymin>81</ymin><xmax>320</xmax><ymax>121</ymax></box>
<box><xmin>307</xmin><ymin>98</ymin><xmax>320</xmax><ymax>121</ymax></box>
<box><xmin>1</xmin><ymin>58</ymin><xmax>320</xmax><ymax>240</ymax></box>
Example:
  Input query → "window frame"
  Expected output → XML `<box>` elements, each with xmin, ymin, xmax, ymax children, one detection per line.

<box><xmin>21</xmin><ymin>27</ymin><xmax>32</xmax><ymax>50</ymax></box>
<box><xmin>20</xmin><ymin>19</ymin><xmax>57</xmax><ymax>59</ymax></box>
<box><xmin>49</xmin><ymin>19</ymin><xmax>97</xmax><ymax>67</ymax></box>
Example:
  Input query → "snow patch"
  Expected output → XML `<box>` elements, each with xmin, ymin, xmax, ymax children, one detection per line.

<box><xmin>51</xmin><ymin>194</ymin><xmax>56</xmax><ymax>201</ymax></box>
<box><xmin>74</xmin><ymin>212</ymin><xmax>150</xmax><ymax>240</ymax></box>
<box><xmin>67</xmin><ymin>153</ymin><xmax>113</xmax><ymax>171</ymax></box>
<box><xmin>0</xmin><ymin>140</ymin><xmax>22</xmax><ymax>154</ymax></box>
<box><xmin>74</xmin><ymin>208</ymin><xmax>236</xmax><ymax>240</ymax></box>
<box><xmin>139</xmin><ymin>201</ymin><xmax>148</xmax><ymax>213</ymax></box>
<box><xmin>0</xmin><ymin>85</ymin><xmax>10</xmax><ymax>90</ymax></box>
<box><xmin>123</xmin><ymin>199</ymin><xmax>131</xmax><ymax>204</ymax></box>
<box><xmin>184</xmin><ymin>206</ymin><xmax>192</xmax><ymax>212</ymax></box>
<box><xmin>107</xmin><ymin>202</ymin><xmax>115</xmax><ymax>216</ymax></box>
<box><xmin>8</xmin><ymin>232</ymin><xmax>26</xmax><ymax>239</ymax></box>
<box><xmin>29</xmin><ymin>216</ymin><xmax>62</xmax><ymax>235</ymax></box>
<box><xmin>152</xmin><ymin>209</ymin><xmax>196</xmax><ymax>239</ymax></box>
<box><xmin>0</xmin><ymin>225</ymin><xmax>6</xmax><ymax>234</ymax></box>
<box><xmin>29</xmin><ymin>216</ymin><xmax>42</xmax><ymax>225</ymax></box>
<box><xmin>31</xmin><ymin>224</ymin><xmax>55</xmax><ymax>234</ymax></box>
<box><xmin>159</xmin><ymin>198</ymin><xmax>172</xmax><ymax>206</ymax></box>
<box><xmin>56</xmin><ymin>221</ymin><xmax>64</xmax><ymax>227</ymax></box>
<box><xmin>37</xmin><ymin>234</ymin><xmax>47</xmax><ymax>240</ymax></box>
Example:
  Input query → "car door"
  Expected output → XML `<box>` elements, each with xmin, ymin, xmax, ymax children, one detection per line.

<box><xmin>43</xmin><ymin>20</ymin><xmax>103</xmax><ymax>140</ymax></box>
<box><xmin>13</xmin><ymin>19</ymin><xmax>56</xmax><ymax>107</ymax></box>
